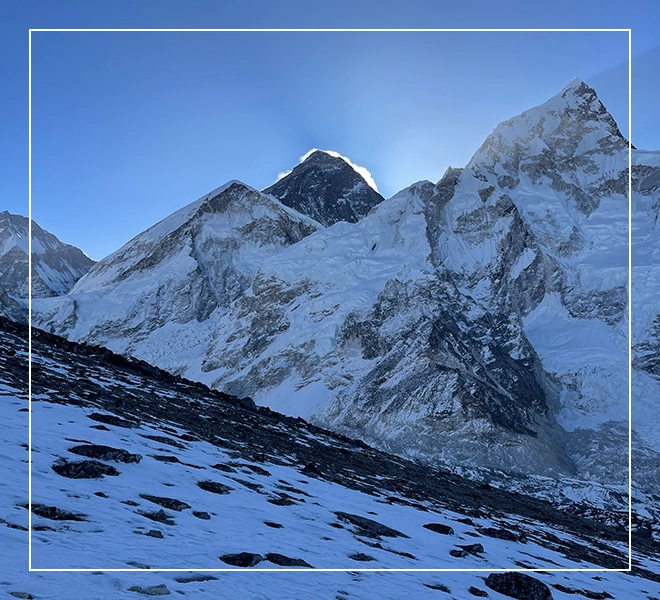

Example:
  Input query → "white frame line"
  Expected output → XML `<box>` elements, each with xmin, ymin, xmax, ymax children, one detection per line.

<box><xmin>28</xmin><ymin>27</ymin><xmax>633</xmax><ymax>574</ymax></box>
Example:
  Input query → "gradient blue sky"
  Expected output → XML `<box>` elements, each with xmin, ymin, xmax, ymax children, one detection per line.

<box><xmin>2</xmin><ymin>1</ymin><xmax>659</xmax><ymax>260</ymax></box>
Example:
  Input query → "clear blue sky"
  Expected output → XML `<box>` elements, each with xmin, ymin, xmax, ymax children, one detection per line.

<box><xmin>2</xmin><ymin>1</ymin><xmax>659</xmax><ymax>260</ymax></box>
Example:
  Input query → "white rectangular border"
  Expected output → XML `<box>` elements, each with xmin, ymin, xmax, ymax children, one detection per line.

<box><xmin>28</xmin><ymin>27</ymin><xmax>633</xmax><ymax>573</ymax></box>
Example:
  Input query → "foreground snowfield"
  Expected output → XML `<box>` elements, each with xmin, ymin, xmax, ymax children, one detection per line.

<box><xmin>1</xmin><ymin>320</ymin><xmax>659</xmax><ymax>599</ymax></box>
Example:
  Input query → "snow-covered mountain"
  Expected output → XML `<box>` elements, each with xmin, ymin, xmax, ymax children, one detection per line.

<box><xmin>0</xmin><ymin>211</ymin><xmax>95</xmax><ymax>319</ymax></box>
<box><xmin>47</xmin><ymin>180</ymin><xmax>320</xmax><ymax>347</ymax></box>
<box><xmin>264</xmin><ymin>149</ymin><xmax>385</xmax><ymax>226</ymax></box>
<box><xmin>29</xmin><ymin>80</ymin><xmax>660</xmax><ymax>500</ymax></box>
<box><xmin>3</xmin><ymin>317</ymin><xmax>658</xmax><ymax>598</ymax></box>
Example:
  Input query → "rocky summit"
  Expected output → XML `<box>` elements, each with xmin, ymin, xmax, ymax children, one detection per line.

<box><xmin>19</xmin><ymin>80</ymin><xmax>660</xmax><ymax>524</ymax></box>
<box><xmin>263</xmin><ymin>149</ymin><xmax>385</xmax><ymax>226</ymax></box>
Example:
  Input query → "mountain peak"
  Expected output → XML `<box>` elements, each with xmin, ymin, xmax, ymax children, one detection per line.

<box><xmin>468</xmin><ymin>79</ymin><xmax>626</xmax><ymax>176</ymax></box>
<box><xmin>561</xmin><ymin>77</ymin><xmax>588</xmax><ymax>94</ymax></box>
<box><xmin>300</xmin><ymin>149</ymin><xmax>342</xmax><ymax>165</ymax></box>
<box><xmin>263</xmin><ymin>150</ymin><xmax>385</xmax><ymax>227</ymax></box>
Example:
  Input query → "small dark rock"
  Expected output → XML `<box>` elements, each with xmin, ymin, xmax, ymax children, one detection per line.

<box><xmin>193</xmin><ymin>511</ymin><xmax>211</xmax><ymax>520</ymax></box>
<box><xmin>139</xmin><ymin>494</ymin><xmax>190</xmax><ymax>512</ymax></box>
<box><xmin>459</xmin><ymin>543</ymin><xmax>485</xmax><ymax>555</ymax></box>
<box><xmin>485</xmin><ymin>572</ymin><xmax>553</xmax><ymax>600</ymax></box>
<box><xmin>265</xmin><ymin>553</ymin><xmax>312</xmax><ymax>567</ymax></box>
<box><xmin>424</xmin><ymin>583</ymin><xmax>451</xmax><ymax>592</ymax></box>
<box><xmin>219</xmin><ymin>552</ymin><xmax>264</xmax><ymax>567</ymax></box>
<box><xmin>31</xmin><ymin>504</ymin><xmax>86</xmax><ymax>521</ymax></box>
<box><xmin>240</xmin><ymin>463</ymin><xmax>271</xmax><ymax>476</ymax></box>
<box><xmin>174</xmin><ymin>574</ymin><xmax>218</xmax><ymax>583</ymax></box>
<box><xmin>88</xmin><ymin>412</ymin><xmax>138</xmax><ymax>428</ymax></box>
<box><xmin>140</xmin><ymin>434</ymin><xmax>185</xmax><ymax>449</ymax></box>
<box><xmin>424</xmin><ymin>523</ymin><xmax>454</xmax><ymax>535</ymax></box>
<box><xmin>348</xmin><ymin>553</ymin><xmax>376</xmax><ymax>562</ymax></box>
<box><xmin>267</xmin><ymin>494</ymin><xmax>298</xmax><ymax>506</ymax></box>
<box><xmin>264</xmin><ymin>521</ymin><xmax>283</xmax><ymax>528</ymax></box>
<box><xmin>211</xmin><ymin>463</ymin><xmax>236</xmax><ymax>473</ymax></box>
<box><xmin>197</xmin><ymin>480</ymin><xmax>232</xmax><ymax>495</ymax></box>
<box><xmin>469</xmin><ymin>586</ymin><xmax>489</xmax><ymax>597</ymax></box>
<box><xmin>138</xmin><ymin>509</ymin><xmax>175</xmax><ymax>526</ymax></box>
<box><xmin>385</xmin><ymin>548</ymin><xmax>416</xmax><ymax>559</ymax></box>
<box><xmin>94</xmin><ymin>492</ymin><xmax>108</xmax><ymax>498</ymax></box>
<box><xmin>450</xmin><ymin>549</ymin><xmax>468</xmax><ymax>558</ymax></box>
<box><xmin>232</xmin><ymin>478</ymin><xmax>263</xmax><ymax>491</ymax></box>
<box><xmin>90</xmin><ymin>424</ymin><xmax>110</xmax><ymax>431</ymax></box>
<box><xmin>582</xmin><ymin>592</ymin><xmax>613</xmax><ymax>599</ymax></box>
<box><xmin>301</xmin><ymin>462</ymin><xmax>321</xmax><ymax>476</ymax></box>
<box><xmin>52</xmin><ymin>460</ymin><xmax>120</xmax><ymax>479</ymax></box>
<box><xmin>122</xmin><ymin>500</ymin><xmax>139</xmax><ymax>506</ymax></box>
<box><xmin>145</xmin><ymin>529</ymin><xmax>164</xmax><ymax>538</ymax></box>
<box><xmin>152</xmin><ymin>455</ymin><xmax>180</xmax><ymax>463</ymax></box>
<box><xmin>9</xmin><ymin>593</ymin><xmax>35</xmax><ymax>599</ymax></box>
<box><xmin>335</xmin><ymin>511</ymin><xmax>408</xmax><ymax>539</ymax></box>
<box><xmin>477</xmin><ymin>527</ymin><xmax>526</xmax><ymax>543</ymax></box>
<box><xmin>127</xmin><ymin>584</ymin><xmax>170</xmax><ymax>595</ymax></box>
<box><xmin>68</xmin><ymin>444</ymin><xmax>142</xmax><ymax>463</ymax></box>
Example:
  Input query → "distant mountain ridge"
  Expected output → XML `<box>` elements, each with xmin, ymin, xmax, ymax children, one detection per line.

<box><xmin>0</xmin><ymin>211</ymin><xmax>94</xmax><ymax>320</ymax></box>
<box><xmin>26</xmin><ymin>80</ymin><xmax>660</xmax><ymax>505</ymax></box>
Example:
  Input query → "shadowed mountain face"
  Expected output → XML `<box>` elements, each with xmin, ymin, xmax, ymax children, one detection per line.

<box><xmin>24</xmin><ymin>81</ymin><xmax>660</xmax><ymax>503</ymax></box>
<box><xmin>263</xmin><ymin>150</ymin><xmax>385</xmax><ymax>226</ymax></box>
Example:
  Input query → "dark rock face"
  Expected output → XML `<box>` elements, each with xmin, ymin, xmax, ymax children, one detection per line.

<box><xmin>264</xmin><ymin>150</ymin><xmax>384</xmax><ymax>226</ymax></box>
<box><xmin>52</xmin><ymin>460</ymin><xmax>120</xmax><ymax>479</ymax></box>
<box><xmin>485</xmin><ymin>572</ymin><xmax>553</xmax><ymax>600</ymax></box>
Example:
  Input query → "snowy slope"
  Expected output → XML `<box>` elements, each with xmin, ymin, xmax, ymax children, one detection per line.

<box><xmin>2</xmin><ymin>318</ymin><xmax>659</xmax><ymax>599</ymax></box>
<box><xmin>0</xmin><ymin>211</ymin><xmax>94</xmax><ymax>318</ymax></box>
